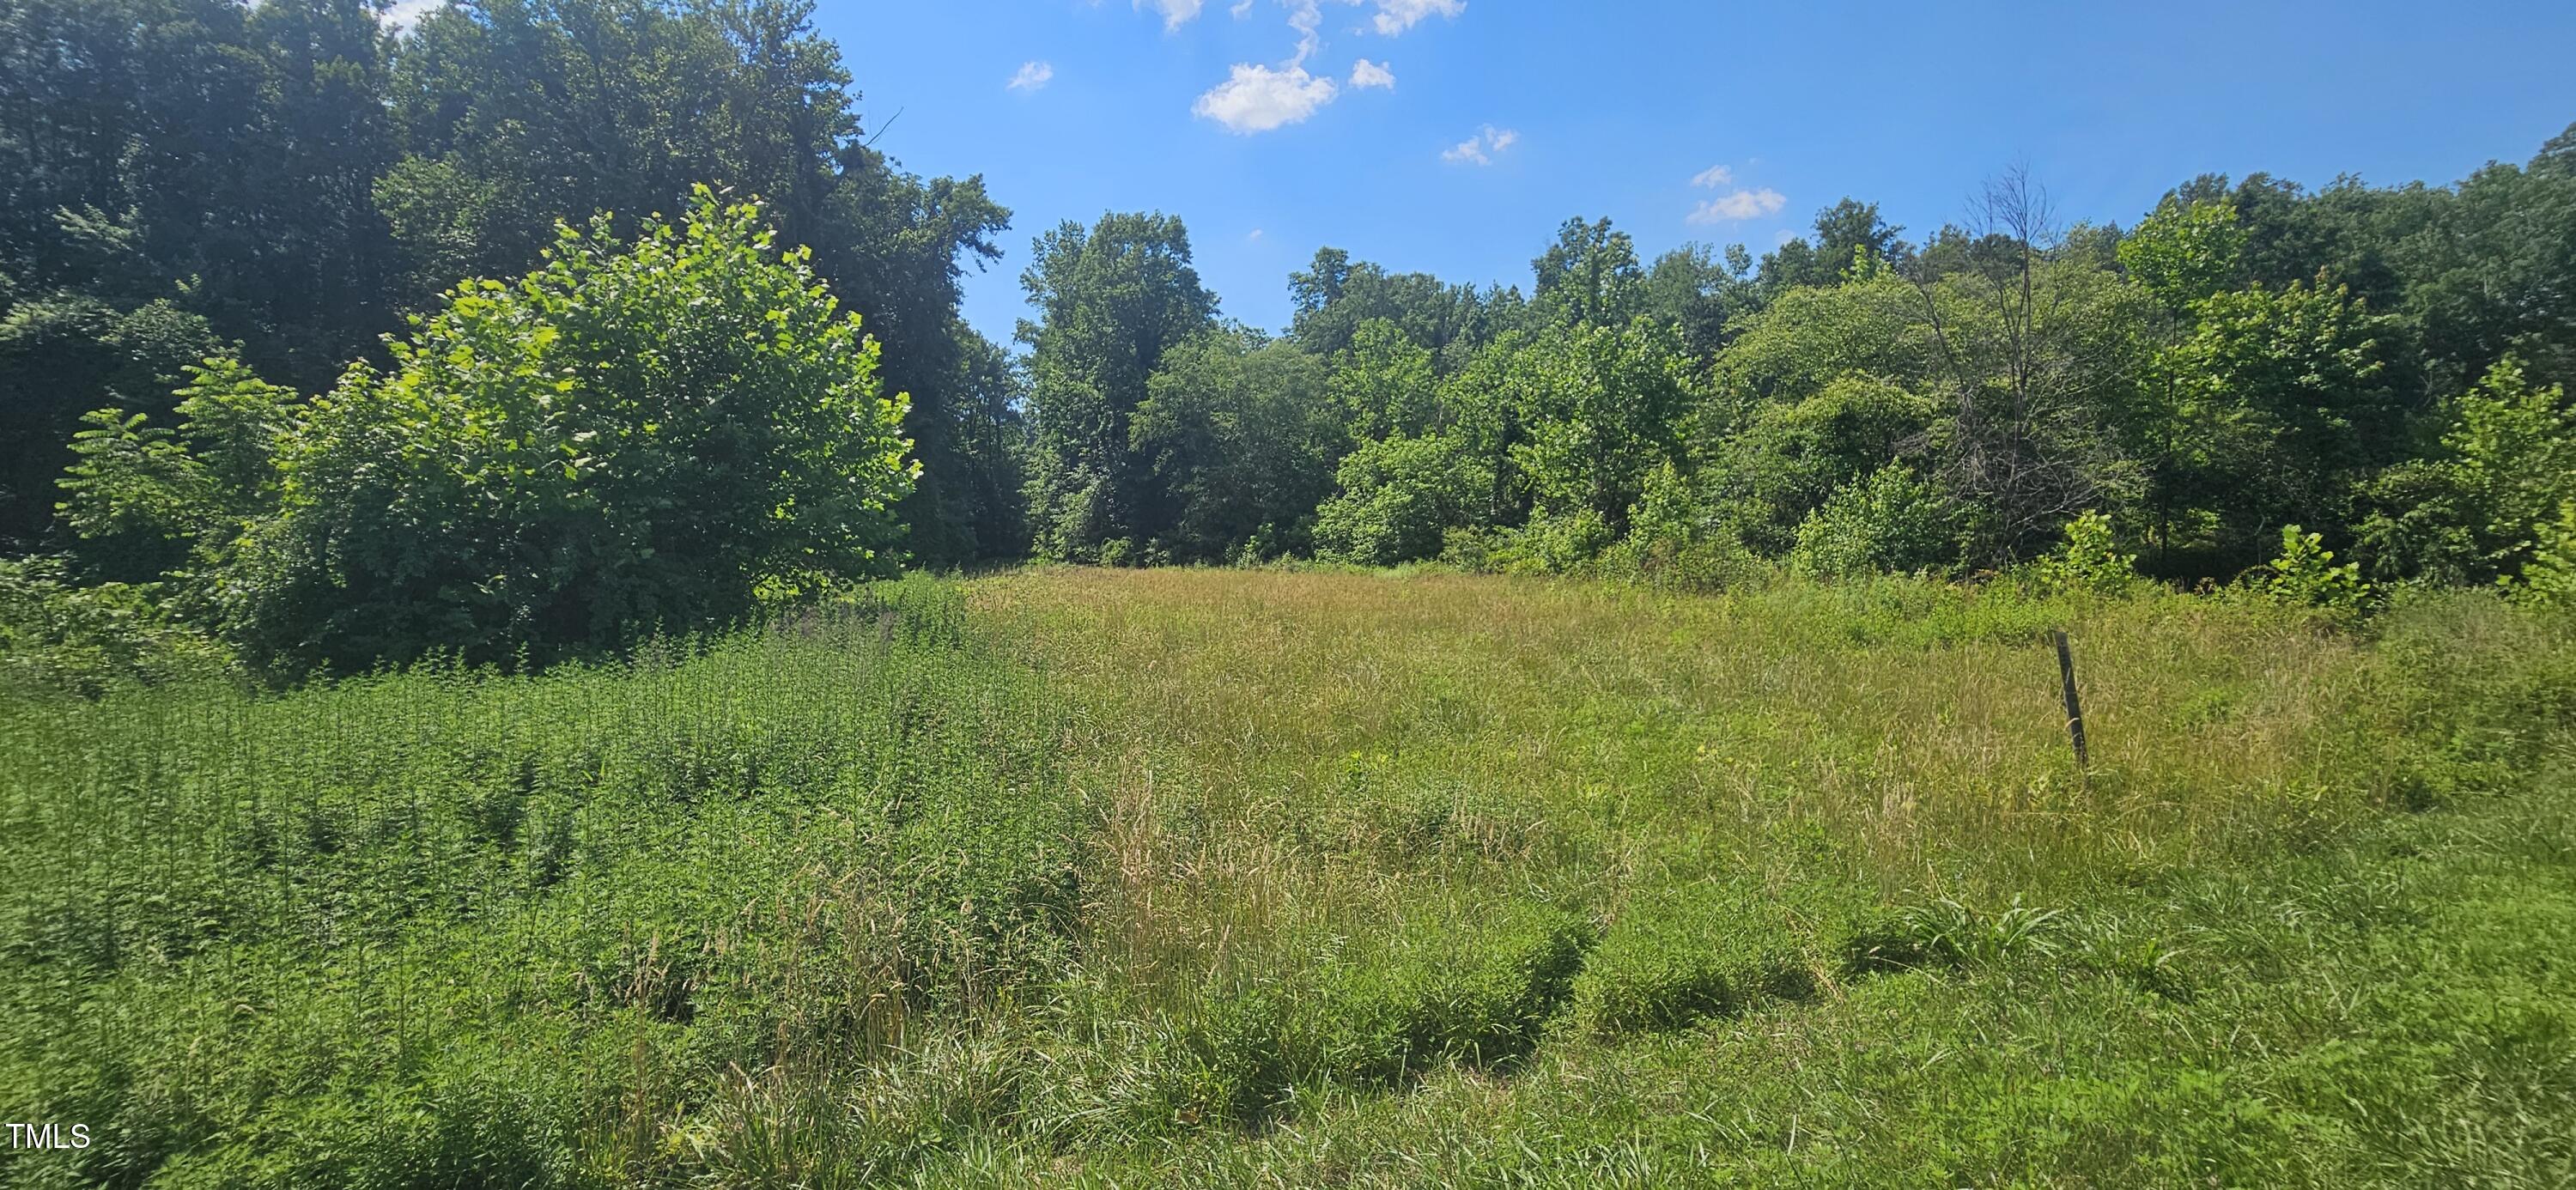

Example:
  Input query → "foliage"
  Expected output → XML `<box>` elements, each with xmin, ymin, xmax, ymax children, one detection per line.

<box><xmin>1313</xmin><ymin>433</ymin><xmax>1492</xmax><ymax>566</ymax></box>
<box><xmin>2155</xmin><ymin>276</ymin><xmax>2405</xmax><ymax>567</ymax></box>
<box><xmin>2033</xmin><ymin>509</ymin><xmax>2139</xmax><ymax>594</ymax></box>
<box><xmin>222</xmin><ymin>191</ymin><xmax>914</xmax><ymax>671</ymax></box>
<box><xmin>0</xmin><ymin>0</ymin><xmax>1015</xmax><ymax>566</ymax></box>
<box><xmin>1789</xmin><ymin>464</ymin><xmax>1963</xmax><ymax>579</ymax></box>
<box><xmin>2254</xmin><ymin>525</ymin><xmax>2370</xmax><ymax>620</ymax></box>
<box><xmin>2357</xmin><ymin>358</ymin><xmax>2576</xmax><ymax>585</ymax></box>
<box><xmin>2117</xmin><ymin>197</ymin><xmax>2248</xmax><ymax>312</ymax></box>
<box><xmin>1327</xmin><ymin>319</ymin><xmax>1439</xmax><ymax>441</ymax></box>
<box><xmin>54</xmin><ymin>356</ymin><xmax>302</xmax><ymax>585</ymax></box>
<box><xmin>1596</xmin><ymin>461</ymin><xmax>1769</xmax><ymax>592</ymax></box>
<box><xmin>1131</xmin><ymin>332</ymin><xmax>1341</xmax><ymax>562</ymax></box>
<box><xmin>0</xmin><ymin>556</ymin><xmax>228</xmax><ymax>695</ymax></box>
<box><xmin>1698</xmin><ymin>373</ymin><xmax>1938</xmax><ymax>555</ymax></box>
<box><xmin>2514</xmin><ymin>500</ymin><xmax>2576</xmax><ymax>610</ymax></box>
<box><xmin>1509</xmin><ymin>318</ymin><xmax>1697</xmax><ymax>535</ymax></box>
<box><xmin>1019</xmin><ymin>212</ymin><xmax>1218</xmax><ymax>562</ymax></box>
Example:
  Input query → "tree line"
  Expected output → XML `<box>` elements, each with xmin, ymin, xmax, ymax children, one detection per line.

<box><xmin>1020</xmin><ymin>154</ymin><xmax>2576</xmax><ymax>598</ymax></box>
<box><xmin>4</xmin><ymin>0</ymin><xmax>2573</xmax><ymax>675</ymax></box>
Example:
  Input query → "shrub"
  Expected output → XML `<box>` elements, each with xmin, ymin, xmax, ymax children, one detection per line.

<box><xmin>2033</xmin><ymin>509</ymin><xmax>2139</xmax><ymax>595</ymax></box>
<box><xmin>0</xmin><ymin>556</ymin><xmax>228</xmax><ymax>695</ymax></box>
<box><xmin>2517</xmin><ymin>500</ymin><xmax>2576</xmax><ymax>610</ymax></box>
<box><xmin>54</xmin><ymin>356</ymin><xmax>302</xmax><ymax>587</ymax></box>
<box><xmin>1482</xmin><ymin>507</ymin><xmax>1620</xmax><ymax>575</ymax></box>
<box><xmin>2357</xmin><ymin>358</ymin><xmax>2576</xmax><ymax>584</ymax></box>
<box><xmin>220</xmin><ymin>188</ymin><xmax>914</xmax><ymax>671</ymax></box>
<box><xmin>1789</xmin><ymin>463</ymin><xmax>1963</xmax><ymax>580</ymax></box>
<box><xmin>2253</xmin><ymin>525</ymin><xmax>2369</xmax><ymax>620</ymax></box>
<box><xmin>1600</xmin><ymin>461</ymin><xmax>1770</xmax><ymax>592</ymax></box>
<box><xmin>1312</xmin><ymin>433</ymin><xmax>1492</xmax><ymax>566</ymax></box>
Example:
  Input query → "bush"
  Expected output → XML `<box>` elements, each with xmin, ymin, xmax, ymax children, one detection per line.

<box><xmin>0</xmin><ymin>556</ymin><xmax>228</xmax><ymax>695</ymax></box>
<box><xmin>1480</xmin><ymin>507</ymin><xmax>1621</xmax><ymax>575</ymax></box>
<box><xmin>1789</xmin><ymin>464</ymin><xmax>1964</xmax><ymax>580</ymax></box>
<box><xmin>2032</xmin><ymin>509</ymin><xmax>2139</xmax><ymax>595</ymax></box>
<box><xmin>2518</xmin><ymin>500</ymin><xmax>2576</xmax><ymax>610</ymax></box>
<box><xmin>1312</xmin><ymin>433</ymin><xmax>1492</xmax><ymax>566</ymax></box>
<box><xmin>2252</xmin><ymin>525</ymin><xmax>2369</xmax><ymax>621</ymax></box>
<box><xmin>1600</xmin><ymin>462</ymin><xmax>1770</xmax><ymax>592</ymax></box>
<box><xmin>220</xmin><ymin>188</ymin><xmax>914</xmax><ymax>671</ymax></box>
<box><xmin>54</xmin><ymin>356</ymin><xmax>303</xmax><ymax>587</ymax></box>
<box><xmin>1571</xmin><ymin>886</ymin><xmax>1814</xmax><ymax>1035</ymax></box>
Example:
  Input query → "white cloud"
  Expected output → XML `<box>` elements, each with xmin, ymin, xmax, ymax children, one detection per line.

<box><xmin>381</xmin><ymin>0</ymin><xmax>442</xmax><ymax>33</ymax></box>
<box><xmin>1007</xmin><ymin>61</ymin><xmax>1055</xmax><ymax>92</ymax></box>
<box><xmin>1369</xmin><ymin>0</ymin><xmax>1465</xmax><ymax>35</ymax></box>
<box><xmin>1688</xmin><ymin>188</ymin><xmax>1788</xmax><ymax>224</ymax></box>
<box><xmin>1194</xmin><ymin>64</ymin><xmax>1340</xmax><ymax>133</ymax></box>
<box><xmin>1691</xmin><ymin>164</ymin><xmax>1734</xmax><ymax>189</ymax></box>
<box><xmin>1249</xmin><ymin>228</ymin><xmax>1267</xmax><ymax>241</ymax></box>
<box><xmin>1164</xmin><ymin>2</ymin><xmax>1460</xmax><ymax>133</ymax></box>
<box><xmin>1138</xmin><ymin>0</ymin><xmax>1206</xmax><ymax>30</ymax></box>
<box><xmin>1442</xmin><ymin>124</ymin><xmax>1517</xmax><ymax>166</ymax></box>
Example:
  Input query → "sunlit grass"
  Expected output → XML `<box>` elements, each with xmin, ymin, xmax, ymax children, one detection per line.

<box><xmin>3</xmin><ymin>568</ymin><xmax>2568</xmax><ymax>1186</ymax></box>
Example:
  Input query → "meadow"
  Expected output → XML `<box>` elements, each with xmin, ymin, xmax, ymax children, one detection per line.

<box><xmin>3</xmin><ymin>568</ymin><xmax>2572</xmax><ymax>1187</ymax></box>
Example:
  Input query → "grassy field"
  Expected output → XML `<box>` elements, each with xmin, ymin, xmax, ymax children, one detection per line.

<box><xmin>3</xmin><ymin>568</ymin><xmax>2572</xmax><ymax>1187</ymax></box>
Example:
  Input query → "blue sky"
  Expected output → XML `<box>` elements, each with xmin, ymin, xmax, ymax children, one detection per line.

<box><xmin>821</xmin><ymin>1</ymin><xmax>2576</xmax><ymax>349</ymax></box>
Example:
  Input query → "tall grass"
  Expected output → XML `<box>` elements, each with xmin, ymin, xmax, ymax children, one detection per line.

<box><xmin>972</xmin><ymin>569</ymin><xmax>2420</xmax><ymax>1016</ymax></box>
<box><xmin>3</xmin><ymin>568</ymin><xmax>2568</xmax><ymax>1186</ymax></box>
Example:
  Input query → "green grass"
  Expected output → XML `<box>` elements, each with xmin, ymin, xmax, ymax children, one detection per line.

<box><xmin>3</xmin><ymin>568</ymin><xmax>2571</xmax><ymax>1187</ymax></box>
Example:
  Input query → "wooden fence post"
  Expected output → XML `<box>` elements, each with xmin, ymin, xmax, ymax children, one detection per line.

<box><xmin>2052</xmin><ymin>629</ymin><xmax>2090</xmax><ymax>786</ymax></box>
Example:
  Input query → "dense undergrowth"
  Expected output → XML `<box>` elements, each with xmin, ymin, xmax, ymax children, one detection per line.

<box><xmin>3</xmin><ymin>568</ymin><xmax>2571</xmax><ymax>1187</ymax></box>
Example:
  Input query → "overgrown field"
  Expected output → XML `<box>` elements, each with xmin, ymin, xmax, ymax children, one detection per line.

<box><xmin>4</xmin><ymin>569</ymin><xmax>2573</xmax><ymax>1187</ymax></box>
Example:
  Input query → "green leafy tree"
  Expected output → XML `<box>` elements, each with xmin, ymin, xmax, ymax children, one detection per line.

<box><xmin>380</xmin><ymin>0</ymin><xmax>1016</xmax><ymax>565</ymax></box>
<box><xmin>1018</xmin><ymin>212</ymin><xmax>1218</xmax><ymax>562</ymax></box>
<box><xmin>1289</xmin><ymin>248</ymin><xmax>1498</xmax><ymax>364</ymax></box>
<box><xmin>1531</xmin><ymin>218</ymin><xmax>1645</xmax><ymax>329</ymax></box>
<box><xmin>1644</xmin><ymin>243</ymin><xmax>1759</xmax><ymax>359</ymax></box>
<box><xmin>1698</xmin><ymin>373</ymin><xmax>1936</xmax><ymax>556</ymax></box>
<box><xmin>1510</xmin><ymin>319</ymin><xmax>1697</xmax><ymax>547</ymax></box>
<box><xmin>0</xmin><ymin>0</ymin><xmax>396</xmax><ymax>543</ymax></box>
<box><xmin>2357</xmin><ymin>359</ymin><xmax>2576</xmax><ymax>584</ymax></box>
<box><xmin>1716</xmin><ymin>267</ymin><xmax>1935</xmax><ymax>404</ymax></box>
<box><xmin>1131</xmin><ymin>331</ymin><xmax>1340</xmax><ymax>561</ymax></box>
<box><xmin>2158</xmin><ymin>276</ymin><xmax>2404</xmax><ymax>568</ymax></box>
<box><xmin>55</xmin><ymin>356</ymin><xmax>300</xmax><ymax>584</ymax></box>
<box><xmin>2390</xmin><ymin>131</ymin><xmax>2576</xmax><ymax>391</ymax></box>
<box><xmin>1314</xmin><ymin>433</ymin><xmax>1492</xmax><ymax>566</ymax></box>
<box><xmin>1759</xmin><ymin>199</ymin><xmax>1907</xmax><ymax>293</ymax></box>
<box><xmin>222</xmin><ymin>190</ymin><xmax>913</xmax><ymax>671</ymax></box>
<box><xmin>1328</xmin><ymin>319</ymin><xmax>1439</xmax><ymax>442</ymax></box>
<box><xmin>2118</xmin><ymin>198</ymin><xmax>2247</xmax><ymax>313</ymax></box>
